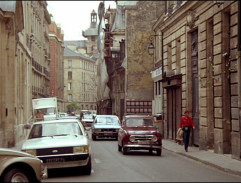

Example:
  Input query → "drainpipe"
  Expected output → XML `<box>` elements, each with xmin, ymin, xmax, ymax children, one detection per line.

<box><xmin>238</xmin><ymin>0</ymin><xmax>241</xmax><ymax>159</ymax></box>
<box><xmin>161</xmin><ymin>31</ymin><xmax>164</xmax><ymax>137</ymax></box>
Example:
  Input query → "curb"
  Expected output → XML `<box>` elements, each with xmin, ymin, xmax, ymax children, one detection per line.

<box><xmin>163</xmin><ymin>147</ymin><xmax>241</xmax><ymax>178</ymax></box>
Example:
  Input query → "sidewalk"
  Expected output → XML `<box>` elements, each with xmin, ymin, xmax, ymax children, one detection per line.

<box><xmin>162</xmin><ymin>139</ymin><xmax>241</xmax><ymax>177</ymax></box>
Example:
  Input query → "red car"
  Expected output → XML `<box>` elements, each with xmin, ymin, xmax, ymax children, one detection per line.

<box><xmin>118</xmin><ymin>115</ymin><xmax>162</xmax><ymax>156</ymax></box>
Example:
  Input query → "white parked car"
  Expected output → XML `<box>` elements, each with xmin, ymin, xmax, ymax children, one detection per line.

<box><xmin>22</xmin><ymin>119</ymin><xmax>91</xmax><ymax>177</ymax></box>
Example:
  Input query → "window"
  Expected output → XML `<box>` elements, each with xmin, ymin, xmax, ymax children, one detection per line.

<box><xmin>68</xmin><ymin>94</ymin><xmax>72</xmax><ymax>101</ymax></box>
<box><xmin>91</xmin><ymin>14</ymin><xmax>97</xmax><ymax>23</ymax></box>
<box><xmin>68</xmin><ymin>82</ymin><xmax>72</xmax><ymax>90</ymax></box>
<box><xmin>68</xmin><ymin>71</ymin><xmax>72</xmax><ymax>80</ymax></box>
<box><xmin>68</xmin><ymin>60</ymin><xmax>72</xmax><ymax>68</ymax></box>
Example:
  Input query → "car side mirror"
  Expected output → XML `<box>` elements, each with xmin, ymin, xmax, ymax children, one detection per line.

<box><xmin>24</xmin><ymin>124</ymin><xmax>31</xmax><ymax>129</ymax></box>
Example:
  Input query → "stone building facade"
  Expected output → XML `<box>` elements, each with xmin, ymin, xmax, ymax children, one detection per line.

<box><xmin>0</xmin><ymin>1</ymin><xmax>52</xmax><ymax>148</ymax></box>
<box><xmin>152</xmin><ymin>1</ymin><xmax>241</xmax><ymax>160</ymax></box>
<box><xmin>64</xmin><ymin>47</ymin><xmax>97</xmax><ymax>113</ymax></box>
<box><xmin>49</xmin><ymin>16</ymin><xmax>65</xmax><ymax>112</ymax></box>
<box><xmin>30</xmin><ymin>1</ymin><xmax>51</xmax><ymax>99</ymax></box>
<box><xmin>99</xmin><ymin>1</ymin><xmax>164</xmax><ymax>118</ymax></box>
<box><xmin>0</xmin><ymin>1</ymin><xmax>24</xmax><ymax>147</ymax></box>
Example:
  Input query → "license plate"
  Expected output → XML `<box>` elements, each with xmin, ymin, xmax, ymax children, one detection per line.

<box><xmin>104</xmin><ymin>133</ymin><xmax>111</xmax><ymax>136</ymax></box>
<box><xmin>46</xmin><ymin>158</ymin><xmax>65</xmax><ymax>163</ymax></box>
<box><xmin>138</xmin><ymin>141</ymin><xmax>149</xmax><ymax>145</ymax></box>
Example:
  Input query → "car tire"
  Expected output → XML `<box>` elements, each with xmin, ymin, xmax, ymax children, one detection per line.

<box><xmin>122</xmin><ymin>147</ymin><xmax>127</xmax><ymax>155</ymax></box>
<box><xmin>83</xmin><ymin>156</ymin><xmax>92</xmax><ymax>175</ymax></box>
<box><xmin>118</xmin><ymin>144</ymin><xmax>122</xmax><ymax>152</ymax></box>
<box><xmin>3</xmin><ymin>168</ymin><xmax>33</xmax><ymax>182</ymax></box>
<box><xmin>92</xmin><ymin>134</ymin><xmax>96</xmax><ymax>141</ymax></box>
<box><xmin>156</xmin><ymin>149</ymin><xmax>162</xmax><ymax>156</ymax></box>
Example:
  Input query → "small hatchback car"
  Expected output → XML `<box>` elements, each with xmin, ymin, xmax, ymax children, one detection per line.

<box><xmin>0</xmin><ymin>148</ymin><xmax>44</xmax><ymax>182</ymax></box>
<box><xmin>118</xmin><ymin>115</ymin><xmax>162</xmax><ymax>156</ymax></box>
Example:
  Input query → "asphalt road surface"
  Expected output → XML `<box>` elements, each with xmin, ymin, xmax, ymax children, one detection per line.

<box><xmin>43</xmin><ymin>134</ymin><xmax>241</xmax><ymax>182</ymax></box>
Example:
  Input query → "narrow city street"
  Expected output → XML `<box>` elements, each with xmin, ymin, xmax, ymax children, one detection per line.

<box><xmin>43</xmin><ymin>130</ymin><xmax>241</xmax><ymax>182</ymax></box>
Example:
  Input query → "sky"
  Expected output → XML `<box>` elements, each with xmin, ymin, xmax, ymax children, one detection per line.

<box><xmin>47</xmin><ymin>1</ymin><xmax>117</xmax><ymax>41</ymax></box>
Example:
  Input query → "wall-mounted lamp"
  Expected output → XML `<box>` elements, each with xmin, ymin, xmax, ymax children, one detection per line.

<box><xmin>186</xmin><ymin>10</ymin><xmax>198</xmax><ymax>29</ymax></box>
<box><xmin>215</xmin><ymin>0</ymin><xmax>224</xmax><ymax>8</ymax></box>
<box><xmin>148</xmin><ymin>35</ymin><xmax>161</xmax><ymax>56</ymax></box>
<box><xmin>148</xmin><ymin>42</ymin><xmax>155</xmax><ymax>55</ymax></box>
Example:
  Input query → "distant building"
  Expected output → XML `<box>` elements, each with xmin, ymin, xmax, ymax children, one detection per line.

<box><xmin>64</xmin><ymin>47</ymin><xmax>97</xmax><ymax>113</ymax></box>
<box><xmin>49</xmin><ymin>16</ymin><xmax>65</xmax><ymax>112</ymax></box>
<box><xmin>82</xmin><ymin>9</ymin><xmax>99</xmax><ymax>60</ymax></box>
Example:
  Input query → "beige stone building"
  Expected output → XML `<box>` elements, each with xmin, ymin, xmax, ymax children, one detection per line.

<box><xmin>0</xmin><ymin>1</ymin><xmax>24</xmax><ymax>147</ymax></box>
<box><xmin>151</xmin><ymin>1</ymin><xmax>241</xmax><ymax>160</ymax></box>
<box><xmin>0</xmin><ymin>1</ymin><xmax>51</xmax><ymax>148</ymax></box>
<box><xmin>30</xmin><ymin>1</ymin><xmax>51</xmax><ymax>99</ymax></box>
<box><xmin>64</xmin><ymin>47</ymin><xmax>97</xmax><ymax>113</ymax></box>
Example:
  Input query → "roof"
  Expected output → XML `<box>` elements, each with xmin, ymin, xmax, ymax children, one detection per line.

<box><xmin>64</xmin><ymin>47</ymin><xmax>96</xmax><ymax>62</ymax></box>
<box><xmin>64</xmin><ymin>40</ymin><xmax>86</xmax><ymax>48</ymax></box>
<box><xmin>33</xmin><ymin>118</ymin><xmax>80</xmax><ymax>124</ymax></box>
<box><xmin>124</xmin><ymin>115</ymin><xmax>153</xmax><ymax>118</ymax></box>
<box><xmin>96</xmin><ymin>115</ymin><xmax>118</xmax><ymax>118</ymax></box>
<box><xmin>82</xmin><ymin>28</ymin><xmax>98</xmax><ymax>37</ymax></box>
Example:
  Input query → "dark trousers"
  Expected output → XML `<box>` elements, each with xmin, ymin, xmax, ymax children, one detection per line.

<box><xmin>182</xmin><ymin>126</ymin><xmax>191</xmax><ymax>150</ymax></box>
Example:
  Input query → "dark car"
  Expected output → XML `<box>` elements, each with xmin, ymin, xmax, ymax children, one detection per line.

<box><xmin>118</xmin><ymin>115</ymin><xmax>162</xmax><ymax>156</ymax></box>
<box><xmin>91</xmin><ymin>115</ymin><xmax>121</xmax><ymax>140</ymax></box>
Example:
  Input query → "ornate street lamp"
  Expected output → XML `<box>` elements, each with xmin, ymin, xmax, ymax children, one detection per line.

<box><xmin>148</xmin><ymin>42</ymin><xmax>155</xmax><ymax>56</ymax></box>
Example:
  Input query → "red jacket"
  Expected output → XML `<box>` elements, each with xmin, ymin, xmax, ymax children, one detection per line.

<box><xmin>179</xmin><ymin>116</ymin><xmax>195</xmax><ymax>128</ymax></box>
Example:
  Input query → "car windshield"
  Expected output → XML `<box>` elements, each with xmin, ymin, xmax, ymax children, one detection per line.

<box><xmin>96</xmin><ymin>116</ymin><xmax>120</xmax><ymax>125</ymax></box>
<box><xmin>126</xmin><ymin>118</ymin><xmax>153</xmax><ymax>127</ymax></box>
<box><xmin>28</xmin><ymin>122</ymin><xmax>82</xmax><ymax>139</ymax></box>
<box><xmin>83</xmin><ymin>114</ymin><xmax>93</xmax><ymax>119</ymax></box>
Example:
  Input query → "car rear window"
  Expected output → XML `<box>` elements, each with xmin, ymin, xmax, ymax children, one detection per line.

<box><xmin>29</xmin><ymin>122</ymin><xmax>82</xmax><ymax>139</ymax></box>
<box><xmin>126</xmin><ymin>118</ymin><xmax>153</xmax><ymax>127</ymax></box>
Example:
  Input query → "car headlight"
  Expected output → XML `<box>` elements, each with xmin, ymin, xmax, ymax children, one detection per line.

<box><xmin>151</xmin><ymin>135</ymin><xmax>158</xmax><ymax>142</ymax></box>
<box><xmin>74</xmin><ymin>146</ymin><xmax>89</xmax><ymax>153</ymax></box>
<box><xmin>23</xmin><ymin>149</ymin><xmax>37</xmax><ymax>156</ymax></box>
<box><xmin>129</xmin><ymin>135</ymin><xmax>135</xmax><ymax>142</ymax></box>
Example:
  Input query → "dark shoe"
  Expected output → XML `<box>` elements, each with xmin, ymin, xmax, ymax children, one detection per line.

<box><xmin>185</xmin><ymin>148</ymin><xmax>188</xmax><ymax>152</ymax></box>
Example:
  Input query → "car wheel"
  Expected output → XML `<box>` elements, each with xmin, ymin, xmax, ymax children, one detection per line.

<box><xmin>118</xmin><ymin>144</ymin><xmax>122</xmax><ymax>152</ymax></box>
<box><xmin>83</xmin><ymin>156</ymin><xmax>92</xmax><ymax>175</ymax></box>
<box><xmin>122</xmin><ymin>147</ymin><xmax>127</xmax><ymax>155</ymax></box>
<box><xmin>3</xmin><ymin>168</ymin><xmax>33</xmax><ymax>182</ymax></box>
<box><xmin>92</xmin><ymin>134</ymin><xmax>96</xmax><ymax>140</ymax></box>
<box><xmin>156</xmin><ymin>149</ymin><xmax>162</xmax><ymax>156</ymax></box>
